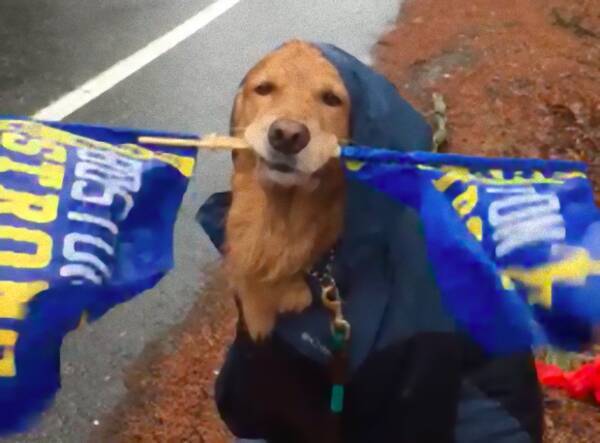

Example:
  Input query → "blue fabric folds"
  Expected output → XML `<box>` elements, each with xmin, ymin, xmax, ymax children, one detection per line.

<box><xmin>0</xmin><ymin>117</ymin><xmax>196</xmax><ymax>434</ymax></box>
<box><xmin>342</xmin><ymin>146</ymin><xmax>600</xmax><ymax>353</ymax></box>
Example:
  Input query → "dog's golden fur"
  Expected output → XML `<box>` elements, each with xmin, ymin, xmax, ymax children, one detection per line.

<box><xmin>225</xmin><ymin>40</ymin><xmax>350</xmax><ymax>340</ymax></box>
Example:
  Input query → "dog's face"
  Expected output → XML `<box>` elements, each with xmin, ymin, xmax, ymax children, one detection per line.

<box><xmin>230</xmin><ymin>40</ymin><xmax>350</xmax><ymax>188</ymax></box>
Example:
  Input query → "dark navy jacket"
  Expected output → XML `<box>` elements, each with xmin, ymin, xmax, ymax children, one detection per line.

<box><xmin>197</xmin><ymin>43</ymin><xmax>543</xmax><ymax>443</ymax></box>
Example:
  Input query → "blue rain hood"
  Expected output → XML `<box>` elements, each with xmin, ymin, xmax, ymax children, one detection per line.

<box><xmin>197</xmin><ymin>42</ymin><xmax>450</xmax><ymax>373</ymax></box>
<box><xmin>314</xmin><ymin>42</ymin><xmax>432</xmax><ymax>151</ymax></box>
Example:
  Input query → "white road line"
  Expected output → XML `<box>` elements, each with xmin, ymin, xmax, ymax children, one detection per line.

<box><xmin>32</xmin><ymin>0</ymin><xmax>242</xmax><ymax>121</ymax></box>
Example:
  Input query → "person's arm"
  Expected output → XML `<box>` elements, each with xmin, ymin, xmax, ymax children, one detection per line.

<box><xmin>380</xmin><ymin>200</ymin><xmax>464</xmax><ymax>442</ymax></box>
<box><xmin>455</xmin><ymin>339</ymin><xmax>544</xmax><ymax>443</ymax></box>
<box><xmin>390</xmin><ymin>333</ymin><xmax>464</xmax><ymax>443</ymax></box>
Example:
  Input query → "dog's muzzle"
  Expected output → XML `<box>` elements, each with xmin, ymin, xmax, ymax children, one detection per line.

<box><xmin>268</xmin><ymin>118</ymin><xmax>311</xmax><ymax>156</ymax></box>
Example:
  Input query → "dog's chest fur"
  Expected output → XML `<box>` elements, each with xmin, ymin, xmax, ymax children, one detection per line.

<box><xmin>223</xmin><ymin>152</ymin><xmax>345</xmax><ymax>339</ymax></box>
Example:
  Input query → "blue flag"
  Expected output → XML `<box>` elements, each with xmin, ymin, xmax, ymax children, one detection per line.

<box><xmin>342</xmin><ymin>146</ymin><xmax>600</xmax><ymax>354</ymax></box>
<box><xmin>0</xmin><ymin>118</ymin><xmax>196</xmax><ymax>434</ymax></box>
<box><xmin>2</xmin><ymin>115</ymin><xmax>599</xmax><ymax>435</ymax></box>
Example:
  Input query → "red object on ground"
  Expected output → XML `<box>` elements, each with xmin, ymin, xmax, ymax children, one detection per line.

<box><xmin>595</xmin><ymin>362</ymin><xmax>600</xmax><ymax>404</ymax></box>
<box><xmin>536</xmin><ymin>361</ymin><xmax>569</xmax><ymax>389</ymax></box>
<box><xmin>536</xmin><ymin>358</ymin><xmax>600</xmax><ymax>404</ymax></box>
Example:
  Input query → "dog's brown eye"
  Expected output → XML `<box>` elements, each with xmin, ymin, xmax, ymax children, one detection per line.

<box><xmin>321</xmin><ymin>90</ymin><xmax>343</xmax><ymax>107</ymax></box>
<box><xmin>254</xmin><ymin>82</ymin><xmax>275</xmax><ymax>96</ymax></box>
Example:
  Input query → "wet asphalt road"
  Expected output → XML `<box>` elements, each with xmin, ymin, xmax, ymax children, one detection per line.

<box><xmin>0</xmin><ymin>1</ymin><xmax>400</xmax><ymax>441</ymax></box>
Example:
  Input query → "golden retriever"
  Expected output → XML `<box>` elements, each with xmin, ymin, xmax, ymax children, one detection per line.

<box><xmin>225</xmin><ymin>40</ymin><xmax>351</xmax><ymax>340</ymax></box>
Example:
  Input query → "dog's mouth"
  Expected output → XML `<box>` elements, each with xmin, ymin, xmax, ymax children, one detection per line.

<box><xmin>256</xmin><ymin>156</ymin><xmax>320</xmax><ymax>189</ymax></box>
<box><xmin>260</xmin><ymin>158</ymin><xmax>299</xmax><ymax>174</ymax></box>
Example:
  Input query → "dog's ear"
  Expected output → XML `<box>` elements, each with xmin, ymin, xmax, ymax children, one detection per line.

<box><xmin>228</xmin><ymin>88</ymin><xmax>243</xmax><ymax>137</ymax></box>
<box><xmin>229</xmin><ymin>81</ymin><xmax>245</xmax><ymax>164</ymax></box>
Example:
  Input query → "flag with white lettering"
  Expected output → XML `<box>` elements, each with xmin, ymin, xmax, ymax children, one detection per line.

<box><xmin>2</xmin><ymin>117</ymin><xmax>599</xmax><ymax>434</ymax></box>
<box><xmin>342</xmin><ymin>146</ymin><xmax>600</xmax><ymax>354</ymax></box>
<box><xmin>0</xmin><ymin>118</ymin><xmax>196</xmax><ymax>434</ymax></box>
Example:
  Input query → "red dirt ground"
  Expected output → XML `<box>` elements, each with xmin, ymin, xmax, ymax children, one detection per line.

<box><xmin>93</xmin><ymin>1</ymin><xmax>600</xmax><ymax>442</ymax></box>
<box><xmin>375</xmin><ymin>0</ymin><xmax>600</xmax><ymax>200</ymax></box>
<box><xmin>91</xmin><ymin>268</ymin><xmax>236</xmax><ymax>443</ymax></box>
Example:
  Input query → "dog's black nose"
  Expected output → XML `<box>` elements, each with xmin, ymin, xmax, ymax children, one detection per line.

<box><xmin>268</xmin><ymin>119</ymin><xmax>310</xmax><ymax>155</ymax></box>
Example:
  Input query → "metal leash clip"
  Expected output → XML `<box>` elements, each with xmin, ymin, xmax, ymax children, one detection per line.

<box><xmin>310</xmin><ymin>249</ymin><xmax>351</xmax><ymax>415</ymax></box>
<box><xmin>320</xmin><ymin>278</ymin><xmax>351</xmax><ymax>342</ymax></box>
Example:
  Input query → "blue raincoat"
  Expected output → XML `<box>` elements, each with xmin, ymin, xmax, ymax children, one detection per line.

<box><xmin>198</xmin><ymin>43</ymin><xmax>543</xmax><ymax>443</ymax></box>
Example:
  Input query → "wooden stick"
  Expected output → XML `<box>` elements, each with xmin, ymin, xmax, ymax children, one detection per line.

<box><xmin>138</xmin><ymin>133</ymin><xmax>252</xmax><ymax>151</ymax></box>
<box><xmin>137</xmin><ymin>136</ymin><xmax>201</xmax><ymax>148</ymax></box>
<box><xmin>138</xmin><ymin>133</ymin><xmax>342</xmax><ymax>157</ymax></box>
